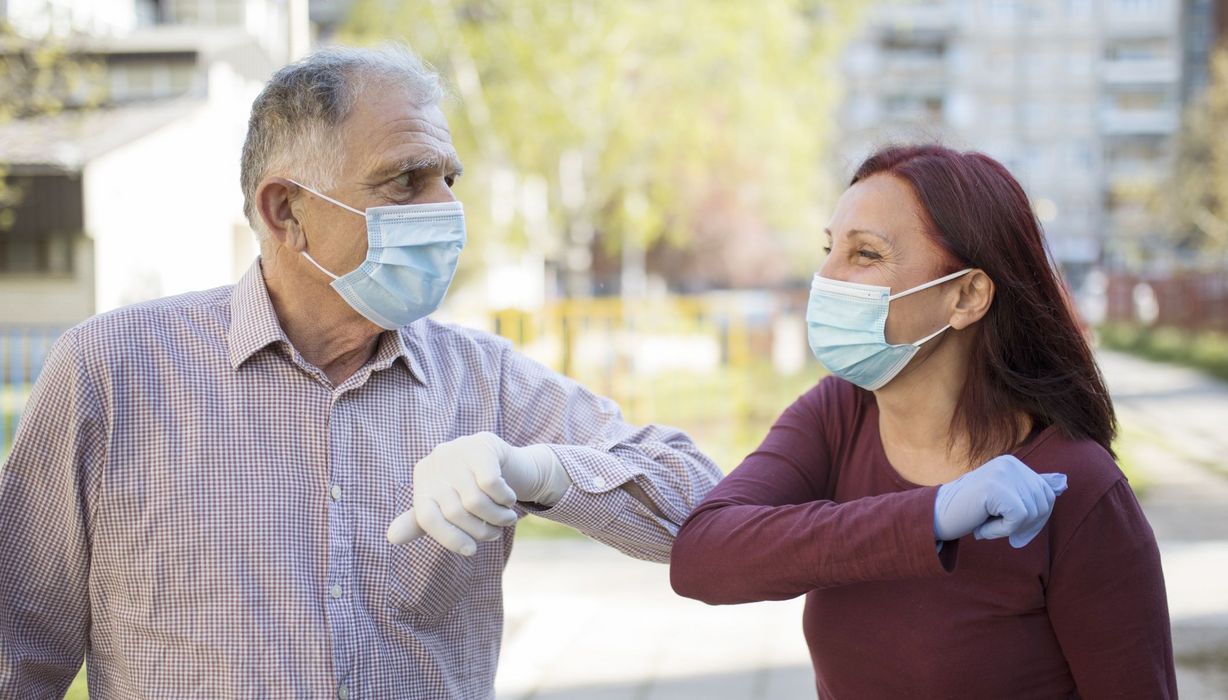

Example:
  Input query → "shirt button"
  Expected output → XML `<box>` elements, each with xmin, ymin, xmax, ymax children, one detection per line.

<box><xmin>592</xmin><ymin>476</ymin><xmax>607</xmax><ymax>489</ymax></box>
<box><xmin>330</xmin><ymin>484</ymin><xmax>343</xmax><ymax>501</ymax></box>
<box><xmin>330</xmin><ymin>585</ymin><xmax>343</xmax><ymax>599</ymax></box>
<box><xmin>337</xmin><ymin>685</ymin><xmax>349</xmax><ymax>700</ymax></box>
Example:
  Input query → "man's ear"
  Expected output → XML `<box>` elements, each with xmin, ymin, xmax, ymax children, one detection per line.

<box><xmin>256</xmin><ymin>177</ymin><xmax>309</xmax><ymax>252</ymax></box>
<box><xmin>949</xmin><ymin>269</ymin><xmax>994</xmax><ymax>330</ymax></box>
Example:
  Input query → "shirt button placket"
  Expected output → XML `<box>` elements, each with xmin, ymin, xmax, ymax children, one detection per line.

<box><xmin>327</xmin><ymin>393</ymin><xmax>354</xmax><ymax>694</ymax></box>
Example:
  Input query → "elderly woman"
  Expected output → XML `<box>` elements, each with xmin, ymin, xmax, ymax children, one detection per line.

<box><xmin>670</xmin><ymin>145</ymin><xmax>1175</xmax><ymax>698</ymax></box>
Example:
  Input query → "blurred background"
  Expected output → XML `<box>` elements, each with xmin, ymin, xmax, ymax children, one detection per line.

<box><xmin>1</xmin><ymin>0</ymin><xmax>1227</xmax><ymax>697</ymax></box>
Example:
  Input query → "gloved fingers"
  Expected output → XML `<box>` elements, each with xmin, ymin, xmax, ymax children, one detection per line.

<box><xmin>975</xmin><ymin>491</ymin><xmax>1027</xmax><ymax>540</ymax></box>
<box><xmin>438</xmin><ymin>491</ymin><xmax>507</xmax><ymax>542</ymax></box>
<box><xmin>1008</xmin><ymin>475</ymin><xmax>1059</xmax><ymax>547</ymax></box>
<box><xmin>416</xmin><ymin>498</ymin><xmax>481</xmax><ymax>556</ymax></box>
<box><xmin>1007</xmin><ymin>521</ymin><xmax>1045</xmax><ymax>548</ymax></box>
<box><xmin>974</xmin><ymin>516</ymin><xmax>1010</xmax><ymax>541</ymax></box>
<box><xmin>470</xmin><ymin>434</ymin><xmax>520</xmax><ymax>507</ymax></box>
<box><xmin>1040</xmin><ymin>477</ymin><xmax>1057</xmax><ymax>512</ymax></box>
<box><xmin>983</xmin><ymin>480</ymin><xmax>1056</xmax><ymax>548</ymax></box>
<box><xmin>387</xmin><ymin>508</ymin><xmax>426</xmax><ymax>545</ymax></box>
<box><xmin>456</xmin><ymin>476</ymin><xmax>519</xmax><ymax>526</ymax></box>
<box><xmin>475</xmin><ymin>473</ymin><xmax>519</xmax><ymax>509</ymax></box>
<box><xmin>1040</xmin><ymin>472</ymin><xmax>1068</xmax><ymax>495</ymax></box>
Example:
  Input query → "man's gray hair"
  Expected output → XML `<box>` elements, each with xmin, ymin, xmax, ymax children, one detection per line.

<box><xmin>240</xmin><ymin>44</ymin><xmax>444</xmax><ymax>239</ymax></box>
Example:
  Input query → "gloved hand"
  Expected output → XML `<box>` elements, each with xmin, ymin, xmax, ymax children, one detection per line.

<box><xmin>933</xmin><ymin>455</ymin><xmax>1068</xmax><ymax>548</ymax></box>
<box><xmin>386</xmin><ymin>432</ymin><xmax>572</xmax><ymax>555</ymax></box>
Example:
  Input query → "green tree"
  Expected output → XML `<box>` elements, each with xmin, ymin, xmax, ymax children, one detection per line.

<box><xmin>0</xmin><ymin>21</ymin><xmax>105</xmax><ymax>229</ymax></box>
<box><xmin>1164</xmin><ymin>47</ymin><xmax>1228</xmax><ymax>259</ymax></box>
<box><xmin>341</xmin><ymin>0</ymin><xmax>858</xmax><ymax>293</ymax></box>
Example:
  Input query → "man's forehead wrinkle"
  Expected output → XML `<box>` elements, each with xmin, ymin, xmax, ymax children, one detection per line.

<box><xmin>380</xmin><ymin>115</ymin><xmax>452</xmax><ymax>139</ymax></box>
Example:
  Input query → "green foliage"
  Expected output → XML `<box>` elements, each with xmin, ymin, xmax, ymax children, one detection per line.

<box><xmin>1163</xmin><ymin>48</ymin><xmax>1228</xmax><ymax>257</ymax></box>
<box><xmin>339</xmin><ymin>0</ymin><xmax>859</xmax><ymax>285</ymax></box>
<box><xmin>1098</xmin><ymin>323</ymin><xmax>1228</xmax><ymax>382</ymax></box>
<box><xmin>65</xmin><ymin>667</ymin><xmax>88</xmax><ymax>700</ymax></box>
<box><xmin>0</xmin><ymin>21</ymin><xmax>106</xmax><ymax>230</ymax></box>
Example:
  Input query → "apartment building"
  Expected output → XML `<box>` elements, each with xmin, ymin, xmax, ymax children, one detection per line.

<box><xmin>839</xmin><ymin>0</ymin><xmax>1185</xmax><ymax>286</ymax></box>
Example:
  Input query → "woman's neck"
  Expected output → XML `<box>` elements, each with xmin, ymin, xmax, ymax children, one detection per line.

<box><xmin>874</xmin><ymin>332</ymin><xmax>976</xmax><ymax>485</ymax></box>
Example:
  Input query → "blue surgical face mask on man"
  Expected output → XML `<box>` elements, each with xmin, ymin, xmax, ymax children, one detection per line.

<box><xmin>806</xmin><ymin>268</ymin><xmax>974</xmax><ymax>391</ymax></box>
<box><xmin>288</xmin><ymin>179</ymin><xmax>466</xmax><ymax>330</ymax></box>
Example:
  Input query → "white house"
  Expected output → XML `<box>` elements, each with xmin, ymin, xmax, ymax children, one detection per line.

<box><xmin>0</xmin><ymin>0</ymin><xmax>311</xmax><ymax>327</ymax></box>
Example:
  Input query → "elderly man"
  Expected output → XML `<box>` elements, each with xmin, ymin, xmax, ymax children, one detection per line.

<box><xmin>0</xmin><ymin>45</ymin><xmax>721</xmax><ymax>698</ymax></box>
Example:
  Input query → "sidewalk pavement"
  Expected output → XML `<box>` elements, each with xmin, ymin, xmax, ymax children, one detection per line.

<box><xmin>1097</xmin><ymin>350</ymin><xmax>1228</xmax><ymax>699</ymax></box>
<box><xmin>497</xmin><ymin>541</ymin><xmax>810</xmax><ymax>700</ymax></box>
<box><xmin>495</xmin><ymin>350</ymin><xmax>1228</xmax><ymax>699</ymax></box>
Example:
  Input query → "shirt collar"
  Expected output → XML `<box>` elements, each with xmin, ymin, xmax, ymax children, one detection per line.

<box><xmin>227</xmin><ymin>258</ymin><xmax>429</xmax><ymax>386</ymax></box>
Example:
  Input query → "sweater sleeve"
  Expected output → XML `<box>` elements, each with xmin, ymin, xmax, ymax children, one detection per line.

<box><xmin>1046</xmin><ymin>479</ymin><xmax>1177</xmax><ymax>698</ymax></box>
<box><xmin>670</xmin><ymin>379</ymin><xmax>953</xmax><ymax>604</ymax></box>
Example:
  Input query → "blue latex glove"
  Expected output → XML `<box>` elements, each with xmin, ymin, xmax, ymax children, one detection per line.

<box><xmin>933</xmin><ymin>455</ymin><xmax>1068</xmax><ymax>548</ymax></box>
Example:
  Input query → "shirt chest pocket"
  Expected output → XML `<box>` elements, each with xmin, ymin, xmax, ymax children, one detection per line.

<box><xmin>386</xmin><ymin>483</ymin><xmax>477</xmax><ymax>628</ymax></box>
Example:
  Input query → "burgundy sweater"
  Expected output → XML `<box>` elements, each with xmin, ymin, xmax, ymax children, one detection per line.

<box><xmin>671</xmin><ymin>376</ymin><xmax>1176</xmax><ymax>699</ymax></box>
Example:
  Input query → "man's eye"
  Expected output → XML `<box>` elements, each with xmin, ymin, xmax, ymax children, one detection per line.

<box><xmin>394</xmin><ymin>172</ymin><xmax>420</xmax><ymax>189</ymax></box>
<box><xmin>858</xmin><ymin>249</ymin><xmax>882</xmax><ymax>260</ymax></box>
<box><xmin>822</xmin><ymin>245</ymin><xmax>832</xmax><ymax>255</ymax></box>
<box><xmin>445</xmin><ymin>175</ymin><xmax>456</xmax><ymax>188</ymax></box>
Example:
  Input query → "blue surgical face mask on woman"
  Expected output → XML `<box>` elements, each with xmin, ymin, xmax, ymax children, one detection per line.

<box><xmin>288</xmin><ymin>179</ymin><xmax>466</xmax><ymax>330</ymax></box>
<box><xmin>806</xmin><ymin>268</ymin><xmax>974</xmax><ymax>391</ymax></box>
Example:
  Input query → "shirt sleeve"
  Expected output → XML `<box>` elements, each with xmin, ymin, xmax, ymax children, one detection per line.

<box><xmin>670</xmin><ymin>382</ymin><xmax>953</xmax><ymax>605</ymax></box>
<box><xmin>496</xmin><ymin>345</ymin><xmax>723</xmax><ymax>563</ymax></box>
<box><xmin>0</xmin><ymin>328</ymin><xmax>104</xmax><ymax>696</ymax></box>
<box><xmin>1046</xmin><ymin>479</ymin><xmax>1177</xmax><ymax>698</ymax></box>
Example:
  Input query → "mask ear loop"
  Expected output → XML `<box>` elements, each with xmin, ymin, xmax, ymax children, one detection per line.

<box><xmin>890</xmin><ymin>268</ymin><xmax>973</xmax><ymax>347</ymax></box>
<box><xmin>301</xmin><ymin>251</ymin><xmax>340</xmax><ymax>280</ymax></box>
<box><xmin>912</xmin><ymin>324</ymin><xmax>952</xmax><ymax>347</ymax></box>
<box><xmin>285</xmin><ymin>178</ymin><xmax>364</xmax><ymax>280</ymax></box>
<box><xmin>286</xmin><ymin>178</ymin><xmax>366</xmax><ymax>217</ymax></box>
<box><xmin>887</xmin><ymin>268</ymin><xmax>974</xmax><ymax>301</ymax></box>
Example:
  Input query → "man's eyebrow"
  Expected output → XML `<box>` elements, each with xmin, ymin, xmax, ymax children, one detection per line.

<box><xmin>374</xmin><ymin>153</ymin><xmax>465</xmax><ymax>180</ymax></box>
<box><xmin>824</xmin><ymin>227</ymin><xmax>891</xmax><ymax>243</ymax></box>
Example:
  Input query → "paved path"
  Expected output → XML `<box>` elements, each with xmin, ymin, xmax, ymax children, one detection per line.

<box><xmin>495</xmin><ymin>350</ymin><xmax>1228</xmax><ymax>699</ymax></box>
<box><xmin>497</xmin><ymin>541</ymin><xmax>810</xmax><ymax>700</ymax></box>
<box><xmin>1097</xmin><ymin>350</ymin><xmax>1228</xmax><ymax>698</ymax></box>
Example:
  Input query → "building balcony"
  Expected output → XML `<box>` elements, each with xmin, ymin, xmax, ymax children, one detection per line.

<box><xmin>1100</xmin><ymin>108</ymin><xmax>1180</xmax><ymax>134</ymax></box>
<box><xmin>1102</xmin><ymin>58</ymin><xmax>1180</xmax><ymax>84</ymax></box>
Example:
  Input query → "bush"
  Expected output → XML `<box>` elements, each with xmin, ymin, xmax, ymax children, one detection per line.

<box><xmin>1098</xmin><ymin>323</ymin><xmax>1228</xmax><ymax>382</ymax></box>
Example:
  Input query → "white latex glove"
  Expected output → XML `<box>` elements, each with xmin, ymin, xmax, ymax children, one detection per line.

<box><xmin>386</xmin><ymin>432</ymin><xmax>572</xmax><ymax>555</ymax></box>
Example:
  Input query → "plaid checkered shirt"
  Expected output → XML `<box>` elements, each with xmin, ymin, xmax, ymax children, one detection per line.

<box><xmin>0</xmin><ymin>261</ymin><xmax>722</xmax><ymax>699</ymax></box>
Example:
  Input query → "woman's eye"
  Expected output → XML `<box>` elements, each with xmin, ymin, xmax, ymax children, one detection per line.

<box><xmin>858</xmin><ymin>249</ymin><xmax>881</xmax><ymax>260</ymax></box>
<box><xmin>822</xmin><ymin>245</ymin><xmax>832</xmax><ymax>255</ymax></box>
<box><xmin>445</xmin><ymin>175</ymin><xmax>456</xmax><ymax>188</ymax></box>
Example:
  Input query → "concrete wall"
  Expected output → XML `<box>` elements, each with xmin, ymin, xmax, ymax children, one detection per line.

<box><xmin>5</xmin><ymin>0</ymin><xmax>138</xmax><ymax>36</ymax></box>
<box><xmin>84</xmin><ymin>61</ymin><xmax>260</xmax><ymax>312</ymax></box>
<box><xmin>0</xmin><ymin>236</ymin><xmax>95</xmax><ymax>326</ymax></box>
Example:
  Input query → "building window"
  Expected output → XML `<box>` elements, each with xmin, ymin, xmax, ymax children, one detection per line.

<box><xmin>0</xmin><ymin>231</ymin><xmax>76</xmax><ymax>275</ymax></box>
<box><xmin>0</xmin><ymin>175</ymin><xmax>84</xmax><ymax>276</ymax></box>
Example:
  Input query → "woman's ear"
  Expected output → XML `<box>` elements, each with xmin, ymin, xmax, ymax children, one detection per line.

<box><xmin>949</xmin><ymin>270</ymin><xmax>994</xmax><ymax>330</ymax></box>
<box><xmin>256</xmin><ymin>177</ymin><xmax>309</xmax><ymax>253</ymax></box>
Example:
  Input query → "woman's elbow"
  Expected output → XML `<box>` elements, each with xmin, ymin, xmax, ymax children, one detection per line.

<box><xmin>668</xmin><ymin>517</ymin><xmax>724</xmax><ymax>603</ymax></box>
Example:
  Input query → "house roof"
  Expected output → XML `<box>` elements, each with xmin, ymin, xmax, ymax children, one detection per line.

<box><xmin>0</xmin><ymin>98</ymin><xmax>203</xmax><ymax>173</ymax></box>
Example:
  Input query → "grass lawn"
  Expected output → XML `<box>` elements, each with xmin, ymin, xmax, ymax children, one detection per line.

<box><xmin>1098</xmin><ymin>323</ymin><xmax>1228</xmax><ymax>383</ymax></box>
<box><xmin>66</xmin><ymin>669</ymin><xmax>88</xmax><ymax>699</ymax></box>
<box><xmin>0</xmin><ymin>385</ymin><xmax>30</xmax><ymax>462</ymax></box>
<box><xmin>1111</xmin><ymin>420</ymin><xmax>1153</xmax><ymax>496</ymax></box>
